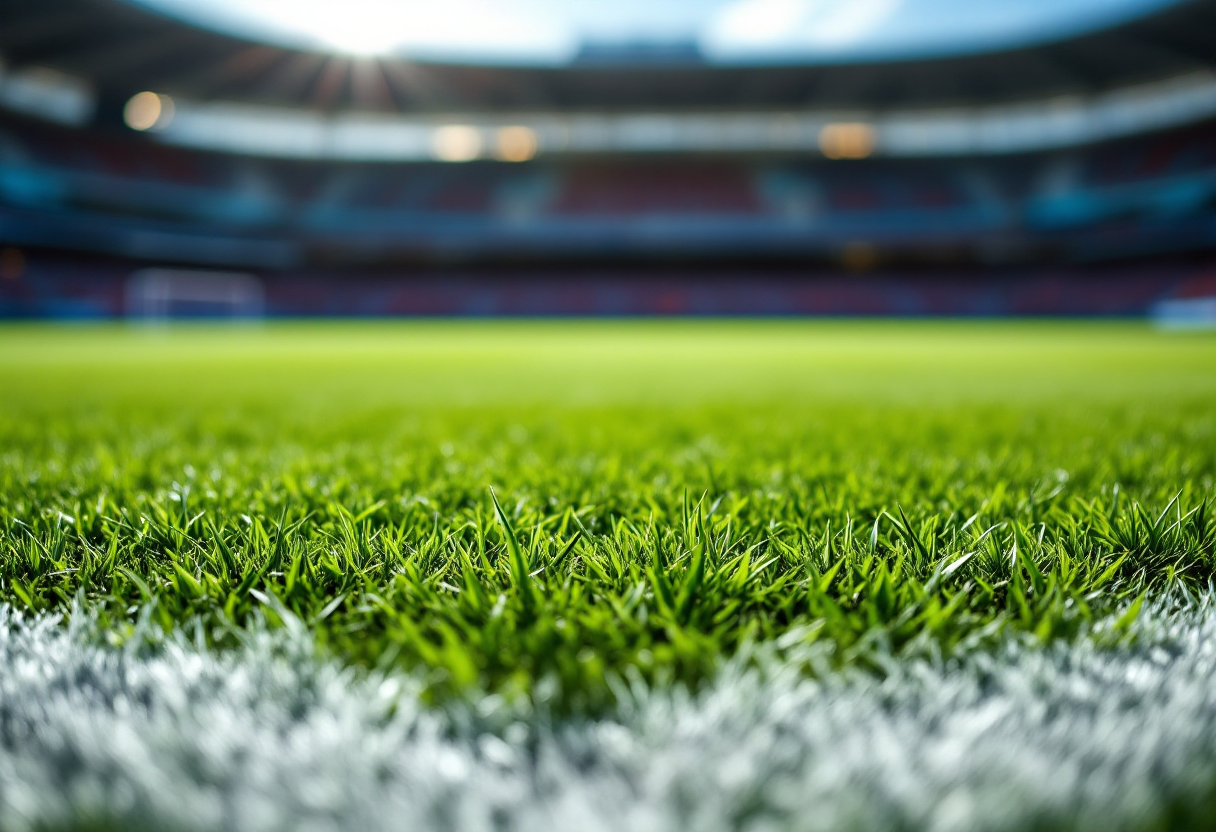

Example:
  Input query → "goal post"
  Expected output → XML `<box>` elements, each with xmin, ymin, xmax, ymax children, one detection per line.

<box><xmin>126</xmin><ymin>268</ymin><xmax>265</xmax><ymax>320</ymax></box>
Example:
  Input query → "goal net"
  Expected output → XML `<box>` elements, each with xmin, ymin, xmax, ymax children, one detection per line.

<box><xmin>126</xmin><ymin>269</ymin><xmax>264</xmax><ymax>320</ymax></box>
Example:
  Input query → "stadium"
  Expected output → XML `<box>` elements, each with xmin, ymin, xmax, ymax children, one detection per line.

<box><xmin>3</xmin><ymin>0</ymin><xmax>1216</xmax><ymax>316</ymax></box>
<box><xmin>1</xmin><ymin>2</ymin><xmax>1215</xmax><ymax>831</ymax></box>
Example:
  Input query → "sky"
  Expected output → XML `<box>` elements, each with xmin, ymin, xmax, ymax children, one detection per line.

<box><xmin>130</xmin><ymin>0</ymin><xmax>1183</xmax><ymax>64</ymax></box>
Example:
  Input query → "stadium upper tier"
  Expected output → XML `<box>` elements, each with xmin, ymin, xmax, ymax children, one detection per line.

<box><xmin>2</xmin><ymin>112</ymin><xmax>1214</xmax><ymax>266</ymax></box>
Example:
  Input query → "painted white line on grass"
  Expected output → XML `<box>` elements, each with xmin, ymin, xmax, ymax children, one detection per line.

<box><xmin>2</xmin><ymin>601</ymin><xmax>1216</xmax><ymax>831</ymax></box>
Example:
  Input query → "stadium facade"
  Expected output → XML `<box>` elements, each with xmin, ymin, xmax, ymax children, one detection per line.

<box><xmin>1</xmin><ymin>0</ymin><xmax>1215</xmax><ymax>316</ymax></box>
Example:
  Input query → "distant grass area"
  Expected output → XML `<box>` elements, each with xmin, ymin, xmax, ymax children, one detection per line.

<box><xmin>1</xmin><ymin>321</ymin><xmax>1213</xmax><ymax>711</ymax></box>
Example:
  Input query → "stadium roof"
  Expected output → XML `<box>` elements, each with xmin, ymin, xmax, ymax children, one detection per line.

<box><xmin>2</xmin><ymin>0</ymin><xmax>1215</xmax><ymax>113</ymax></box>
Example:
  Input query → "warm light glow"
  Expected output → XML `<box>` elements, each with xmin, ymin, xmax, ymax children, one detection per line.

<box><xmin>0</xmin><ymin>248</ymin><xmax>25</xmax><ymax>281</ymax></box>
<box><xmin>431</xmin><ymin>125</ymin><xmax>483</xmax><ymax>162</ymax></box>
<box><xmin>819</xmin><ymin>122</ymin><xmax>876</xmax><ymax>159</ymax></box>
<box><xmin>124</xmin><ymin>91</ymin><xmax>175</xmax><ymax>131</ymax></box>
<box><xmin>840</xmin><ymin>241</ymin><xmax>878</xmax><ymax>271</ymax></box>
<box><xmin>495</xmin><ymin>126</ymin><xmax>539</xmax><ymax>162</ymax></box>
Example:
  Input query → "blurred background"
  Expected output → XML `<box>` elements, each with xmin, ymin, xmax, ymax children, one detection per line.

<box><xmin>0</xmin><ymin>0</ymin><xmax>1214</xmax><ymax>320</ymax></box>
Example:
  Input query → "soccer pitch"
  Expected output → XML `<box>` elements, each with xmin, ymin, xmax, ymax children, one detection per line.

<box><xmin>1</xmin><ymin>321</ymin><xmax>1215</xmax><ymax>832</ymax></box>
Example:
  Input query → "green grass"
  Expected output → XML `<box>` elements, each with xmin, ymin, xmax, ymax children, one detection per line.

<box><xmin>1</xmin><ymin>321</ymin><xmax>1214</xmax><ymax>711</ymax></box>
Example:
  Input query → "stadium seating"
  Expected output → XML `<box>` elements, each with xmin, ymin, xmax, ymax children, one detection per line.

<box><xmin>551</xmin><ymin>165</ymin><xmax>762</xmax><ymax>216</ymax></box>
<box><xmin>3</xmin><ymin>110</ymin><xmax>1216</xmax><ymax>265</ymax></box>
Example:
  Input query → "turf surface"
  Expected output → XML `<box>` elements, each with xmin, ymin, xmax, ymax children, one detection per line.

<box><xmin>2</xmin><ymin>321</ymin><xmax>1213</xmax><ymax>714</ymax></box>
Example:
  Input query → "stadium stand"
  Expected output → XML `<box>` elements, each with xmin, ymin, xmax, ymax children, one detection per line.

<box><xmin>1</xmin><ymin>0</ymin><xmax>1215</xmax><ymax>316</ymax></box>
<box><xmin>552</xmin><ymin>165</ymin><xmax>763</xmax><ymax>217</ymax></box>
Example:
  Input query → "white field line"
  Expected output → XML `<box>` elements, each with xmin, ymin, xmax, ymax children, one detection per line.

<box><xmin>1</xmin><ymin>601</ymin><xmax>1216</xmax><ymax>831</ymax></box>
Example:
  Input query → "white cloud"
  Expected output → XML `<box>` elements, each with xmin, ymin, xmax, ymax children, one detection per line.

<box><xmin>704</xmin><ymin>0</ymin><xmax>904</xmax><ymax>54</ymax></box>
<box><xmin>708</xmin><ymin>0</ymin><xmax>822</xmax><ymax>47</ymax></box>
<box><xmin>803</xmin><ymin>0</ymin><xmax>904</xmax><ymax>46</ymax></box>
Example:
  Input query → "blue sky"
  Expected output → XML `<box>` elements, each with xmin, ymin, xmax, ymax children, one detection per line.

<box><xmin>131</xmin><ymin>0</ymin><xmax>1183</xmax><ymax>64</ymax></box>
